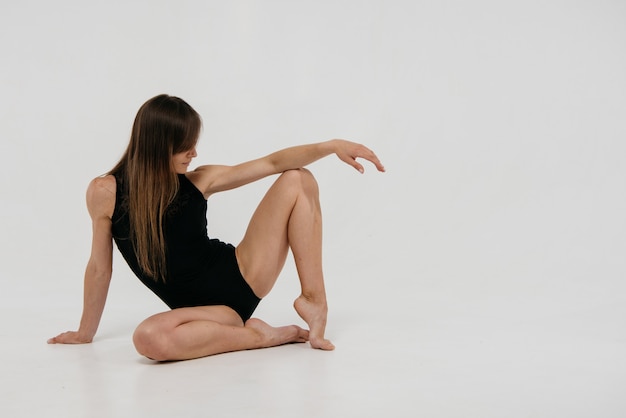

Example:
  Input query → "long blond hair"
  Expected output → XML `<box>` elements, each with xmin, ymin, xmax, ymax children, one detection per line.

<box><xmin>110</xmin><ymin>94</ymin><xmax>202</xmax><ymax>282</ymax></box>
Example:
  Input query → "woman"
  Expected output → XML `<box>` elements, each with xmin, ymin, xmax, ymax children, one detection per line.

<box><xmin>48</xmin><ymin>94</ymin><xmax>385</xmax><ymax>361</ymax></box>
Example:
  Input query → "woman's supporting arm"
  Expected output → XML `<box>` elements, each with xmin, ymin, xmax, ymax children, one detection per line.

<box><xmin>48</xmin><ymin>178</ymin><xmax>114</xmax><ymax>344</ymax></box>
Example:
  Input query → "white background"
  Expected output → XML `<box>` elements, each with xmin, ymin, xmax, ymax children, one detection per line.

<box><xmin>1</xmin><ymin>1</ymin><xmax>625</xmax><ymax>417</ymax></box>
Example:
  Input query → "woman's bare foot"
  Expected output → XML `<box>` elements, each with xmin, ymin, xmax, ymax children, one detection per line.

<box><xmin>244</xmin><ymin>318</ymin><xmax>309</xmax><ymax>349</ymax></box>
<box><xmin>293</xmin><ymin>295</ymin><xmax>335</xmax><ymax>350</ymax></box>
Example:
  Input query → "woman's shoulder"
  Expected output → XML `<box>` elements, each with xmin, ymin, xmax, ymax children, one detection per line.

<box><xmin>86</xmin><ymin>175</ymin><xmax>116</xmax><ymax>218</ymax></box>
<box><xmin>89</xmin><ymin>174</ymin><xmax>116</xmax><ymax>195</ymax></box>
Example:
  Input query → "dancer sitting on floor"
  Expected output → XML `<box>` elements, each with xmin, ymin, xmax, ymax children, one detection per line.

<box><xmin>48</xmin><ymin>94</ymin><xmax>385</xmax><ymax>361</ymax></box>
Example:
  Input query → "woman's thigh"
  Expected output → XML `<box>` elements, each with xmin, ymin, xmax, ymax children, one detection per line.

<box><xmin>137</xmin><ymin>305</ymin><xmax>244</xmax><ymax>332</ymax></box>
<box><xmin>236</xmin><ymin>169</ymin><xmax>316</xmax><ymax>297</ymax></box>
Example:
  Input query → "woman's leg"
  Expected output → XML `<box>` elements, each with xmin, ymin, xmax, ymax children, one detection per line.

<box><xmin>236</xmin><ymin>168</ymin><xmax>335</xmax><ymax>350</ymax></box>
<box><xmin>132</xmin><ymin>305</ymin><xmax>309</xmax><ymax>361</ymax></box>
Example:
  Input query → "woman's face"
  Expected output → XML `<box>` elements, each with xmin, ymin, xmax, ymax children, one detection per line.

<box><xmin>172</xmin><ymin>147</ymin><xmax>197</xmax><ymax>174</ymax></box>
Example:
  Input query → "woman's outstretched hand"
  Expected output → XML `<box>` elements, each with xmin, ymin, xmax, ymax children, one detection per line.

<box><xmin>332</xmin><ymin>139</ymin><xmax>385</xmax><ymax>174</ymax></box>
<box><xmin>47</xmin><ymin>331</ymin><xmax>93</xmax><ymax>344</ymax></box>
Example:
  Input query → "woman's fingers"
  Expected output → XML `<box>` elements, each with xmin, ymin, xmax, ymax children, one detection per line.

<box><xmin>337</xmin><ymin>141</ymin><xmax>385</xmax><ymax>173</ymax></box>
<box><xmin>47</xmin><ymin>331</ymin><xmax>92</xmax><ymax>344</ymax></box>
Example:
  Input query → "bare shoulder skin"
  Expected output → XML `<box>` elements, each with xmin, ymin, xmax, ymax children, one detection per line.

<box><xmin>88</xmin><ymin>175</ymin><xmax>116</xmax><ymax>218</ymax></box>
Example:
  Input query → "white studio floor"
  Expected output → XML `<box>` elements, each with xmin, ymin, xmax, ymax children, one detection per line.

<box><xmin>1</xmin><ymin>253</ymin><xmax>625</xmax><ymax>418</ymax></box>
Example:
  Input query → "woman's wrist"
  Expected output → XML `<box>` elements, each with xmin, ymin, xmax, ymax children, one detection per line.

<box><xmin>77</xmin><ymin>329</ymin><xmax>95</xmax><ymax>342</ymax></box>
<box><xmin>325</xmin><ymin>139</ymin><xmax>340</xmax><ymax>155</ymax></box>
<box><xmin>77</xmin><ymin>320</ymin><xmax>98</xmax><ymax>341</ymax></box>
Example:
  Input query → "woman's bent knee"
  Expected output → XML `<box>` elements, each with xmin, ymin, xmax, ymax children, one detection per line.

<box><xmin>133</xmin><ymin>322</ymin><xmax>172</xmax><ymax>361</ymax></box>
<box><xmin>279</xmin><ymin>168</ymin><xmax>318</xmax><ymax>194</ymax></box>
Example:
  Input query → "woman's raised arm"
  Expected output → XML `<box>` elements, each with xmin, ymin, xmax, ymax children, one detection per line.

<box><xmin>191</xmin><ymin>139</ymin><xmax>385</xmax><ymax>197</ymax></box>
<box><xmin>48</xmin><ymin>177</ymin><xmax>115</xmax><ymax>344</ymax></box>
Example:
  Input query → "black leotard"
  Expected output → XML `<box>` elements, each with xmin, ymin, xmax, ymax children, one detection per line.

<box><xmin>111</xmin><ymin>173</ymin><xmax>260</xmax><ymax>321</ymax></box>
